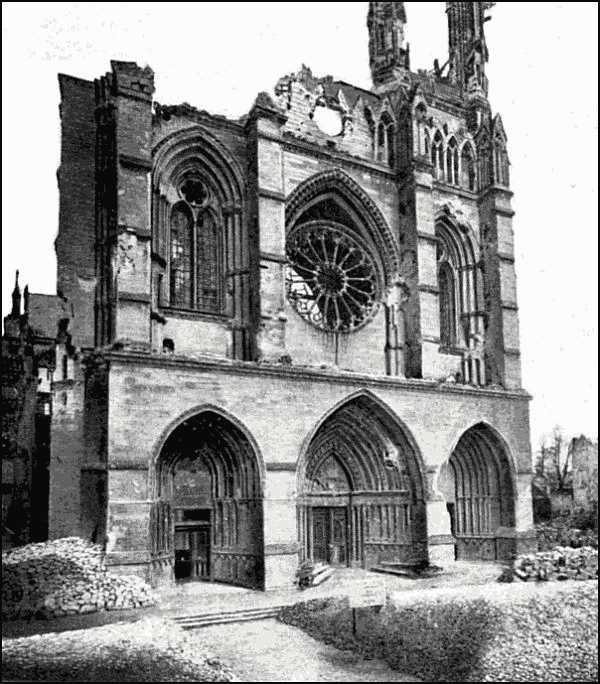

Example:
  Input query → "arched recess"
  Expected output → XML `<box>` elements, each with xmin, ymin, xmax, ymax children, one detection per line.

<box><xmin>460</xmin><ymin>141</ymin><xmax>477</xmax><ymax>191</ymax></box>
<box><xmin>286</xmin><ymin>169</ymin><xmax>400</xmax><ymax>283</ymax></box>
<box><xmin>440</xmin><ymin>422</ymin><xmax>516</xmax><ymax>561</ymax></box>
<box><xmin>297</xmin><ymin>392</ymin><xmax>427</xmax><ymax>569</ymax></box>
<box><xmin>285</xmin><ymin>169</ymin><xmax>400</xmax><ymax>337</ymax></box>
<box><xmin>431</xmin><ymin>130</ymin><xmax>445</xmax><ymax>181</ymax></box>
<box><xmin>151</xmin><ymin>127</ymin><xmax>249</xmax><ymax>354</ymax></box>
<box><xmin>150</xmin><ymin>408</ymin><xmax>264</xmax><ymax>589</ymax></box>
<box><xmin>446</xmin><ymin>137</ymin><xmax>459</xmax><ymax>185</ymax></box>
<box><xmin>436</xmin><ymin>206</ymin><xmax>486</xmax><ymax>385</ymax></box>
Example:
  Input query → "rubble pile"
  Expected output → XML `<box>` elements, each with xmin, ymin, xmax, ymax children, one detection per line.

<box><xmin>510</xmin><ymin>545</ymin><xmax>598</xmax><ymax>582</ymax></box>
<box><xmin>2</xmin><ymin>537</ymin><xmax>155</xmax><ymax>621</ymax></box>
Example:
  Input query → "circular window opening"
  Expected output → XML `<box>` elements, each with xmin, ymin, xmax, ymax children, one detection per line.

<box><xmin>313</xmin><ymin>105</ymin><xmax>343</xmax><ymax>136</ymax></box>
<box><xmin>286</xmin><ymin>221</ymin><xmax>382</xmax><ymax>333</ymax></box>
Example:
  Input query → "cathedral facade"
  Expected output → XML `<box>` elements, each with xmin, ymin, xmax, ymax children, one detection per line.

<box><xmin>3</xmin><ymin>2</ymin><xmax>535</xmax><ymax>589</ymax></box>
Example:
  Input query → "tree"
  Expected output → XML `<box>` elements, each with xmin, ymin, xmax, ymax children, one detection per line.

<box><xmin>536</xmin><ymin>426</ymin><xmax>575</xmax><ymax>493</ymax></box>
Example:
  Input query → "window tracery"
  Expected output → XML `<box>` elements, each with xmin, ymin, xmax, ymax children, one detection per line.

<box><xmin>446</xmin><ymin>137</ymin><xmax>459</xmax><ymax>185</ymax></box>
<box><xmin>286</xmin><ymin>221</ymin><xmax>382</xmax><ymax>333</ymax></box>
<box><xmin>432</xmin><ymin>131</ymin><xmax>444</xmax><ymax>180</ymax></box>
<box><xmin>460</xmin><ymin>143</ymin><xmax>477</xmax><ymax>191</ymax></box>
<box><xmin>438</xmin><ymin>260</ymin><xmax>458</xmax><ymax>347</ymax></box>
<box><xmin>168</xmin><ymin>177</ymin><xmax>222</xmax><ymax>313</ymax></box>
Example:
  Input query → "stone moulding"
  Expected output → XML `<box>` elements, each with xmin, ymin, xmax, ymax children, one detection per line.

<box><xmin>102</xmin><ymin>350</ymin><xmax>532</xmax><ymax>402</ymax></box>
<box><xmin>258</xmin><ymin>129</ymin><xmax>397</xmax><ymax>181</ymax></box>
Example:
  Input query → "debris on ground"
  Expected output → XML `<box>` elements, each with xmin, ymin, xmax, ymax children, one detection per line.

<box><xmin>2</xmin><ymin>537</ymin><xmax>156</xmax><ymax>621</ymax></box>
<box><xmin>502</xmin><ymin>545</ymin><xmax>598</xmax><ymax>582</ymax></box>
<box><xmin>296</xmin><ymin>560</ymin><xmax>336</xmax><ymax>589</ymax></box>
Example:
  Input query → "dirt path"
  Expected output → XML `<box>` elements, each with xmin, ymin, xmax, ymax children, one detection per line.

<box><xmin>194</xmin><ymin>618</ymin><xmax>420</xmax><ymax>682</ymax></box>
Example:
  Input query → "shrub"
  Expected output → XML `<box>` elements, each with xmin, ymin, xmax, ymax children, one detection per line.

<box><xmin>279</xmin><ymin>582</ymin><xmax>598</xmax><ymax>682</ymax></box>
<box><xmin>536</xmin><ymin>521</ymin><xmax>598</xmax><ymax>552</ymax></box>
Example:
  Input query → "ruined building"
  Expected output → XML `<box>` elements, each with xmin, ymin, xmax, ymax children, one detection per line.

<box><xmin>2</xmin><ymin>2</ymin><xmax>535</xmax><ymax>588</ymax></box>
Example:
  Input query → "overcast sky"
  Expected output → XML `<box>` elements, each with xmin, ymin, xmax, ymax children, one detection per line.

<box><xmin>2</xmin><ymin>2</ymin><xmax>598</xmax><ymax>448</ymax></box>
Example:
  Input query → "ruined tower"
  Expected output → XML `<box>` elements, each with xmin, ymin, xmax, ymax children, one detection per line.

<box><xmin>368</xmin><ymin>1</ymin><xmax>410</xmax><ymax>87</ymax></box>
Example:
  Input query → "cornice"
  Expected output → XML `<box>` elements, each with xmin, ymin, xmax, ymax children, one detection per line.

<box><xmin>258</xmin><ymin>130</ymin><xmax>397</xmax><ymax>181</ymax></box>
<box><xmin>101</xmin><ymin>349</ymin><xmax>532</xmax><ymax>402</ymax></box>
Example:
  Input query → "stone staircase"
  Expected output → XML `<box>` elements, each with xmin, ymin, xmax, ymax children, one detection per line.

<box><xmin>173</xmin><ymin>604</ymin><xmax>284</xmax><ymax>629</ymax></box>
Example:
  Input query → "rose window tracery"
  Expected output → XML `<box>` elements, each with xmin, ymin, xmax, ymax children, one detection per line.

<box><xmin>286</xmin><ymin>221</ymin><xmax>381</xmax><ymax>333</ymax></box>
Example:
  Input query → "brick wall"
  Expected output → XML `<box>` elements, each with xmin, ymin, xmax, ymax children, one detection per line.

<box><xmin>56</xmin><ymin>75</ymin><xmax>97</xmax><ymax>348</ymax></box>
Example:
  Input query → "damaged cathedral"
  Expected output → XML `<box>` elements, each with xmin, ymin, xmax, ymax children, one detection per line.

<box><xmin>2</xmin><ymin>2</ymin><xmax>535</xmax><ymax>589</ymax></box>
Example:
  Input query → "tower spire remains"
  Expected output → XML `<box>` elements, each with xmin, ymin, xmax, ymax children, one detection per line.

<box><xmin>11</xmin><ymin>269</ymin><xmax>21</xmax><ymax>316</ymax></box>
<box><xmin>446</xmin><ymin>2</ymin><xmax>495</xmax><ymax>98</ymax></box>
<box><xmin>368</xmin><ymin>2</ymin><xmax>410</xmax><ymax>88</ymax></box>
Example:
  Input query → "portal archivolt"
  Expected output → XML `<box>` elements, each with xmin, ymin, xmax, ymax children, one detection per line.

<box><xmin>297</xmin><ymin>394</ymin><xmax>427</xmax><ymax>569</ymax></box>
<box><xmin>439</xmin><ymin>423</ymin><xmax>516</xmax><ymax>561</ymax></box>
<box><xmin>151</xmin><ymin>410</ymin><xmax>264</xmax><ymax>589</ymax></box>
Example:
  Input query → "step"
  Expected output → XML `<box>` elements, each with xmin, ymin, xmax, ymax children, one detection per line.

<box><xmin>174</xmin><ymin>605</ymin><xmax>284</xmax><ymax>621</ymax></box>
<box><xmin>173</xmin><ymin>606</ymin><xmax>283</xmax><ymax>629</ymax></box>
<box><xmin>370</xmin><ymin>565</ymin><xmax>418</xmax><ymax>577</ymax></box>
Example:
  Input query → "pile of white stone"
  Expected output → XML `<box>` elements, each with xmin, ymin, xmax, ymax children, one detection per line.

<box><xmin>2</xmin><ymin>537</ymin><xmax>156</xmax><ymax>621</ymax></box>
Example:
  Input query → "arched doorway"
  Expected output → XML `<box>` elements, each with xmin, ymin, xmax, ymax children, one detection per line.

<box><xmin>152</xmin><ymin>411</ymin><xmax>264</xmax><ymax>589</ymax></box>
<box><xmin>297</xmin><ymin>395</ymin><xmax>427</xmax><ymax>569</ymax></box>
<box><xmin>440</xmin><ymin>423</ymin><xmax>516</xmax><ymax>561</ymax></box>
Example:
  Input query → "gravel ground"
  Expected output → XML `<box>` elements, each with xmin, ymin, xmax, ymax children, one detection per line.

<box><xmin>193</xmin><ymin>618</ymin><xmax>421</xmax><ymax>682</ymax></box>
<box><xmin>2</xmin><ymin>615</ymin><xmax>421</xmax><ymax>683</ymax></box>
<box><xmin>2</xmin><ymin>617</ymin><xmax>236</xmax><ymax>682</ymax></box>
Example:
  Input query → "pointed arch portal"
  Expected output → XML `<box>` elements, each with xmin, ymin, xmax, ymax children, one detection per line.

<box><xmin>441</xmin><ymin>423</ymin><xmax>516</xmax><ymax>561</ymax></box>
<box><xmin>297</xmin><ymin>395</ymin><xmax>427</xmax><ymax>569</ymax></box>
<box><xmin>152</xmin><ymin>410</ymin><xmax>264</xmax><ymax>589</ymax></box>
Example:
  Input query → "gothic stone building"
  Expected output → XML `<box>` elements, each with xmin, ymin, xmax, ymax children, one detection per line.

<box><xmin>3</xmin><ymin>2</ymin><xmax>536</xmax><ymax>589</ymax></box>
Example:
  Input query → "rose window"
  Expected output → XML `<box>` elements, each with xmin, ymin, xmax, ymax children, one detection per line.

<box><xmin>286</xmin><ymin>221</ymin><xmax>381</xmax><ymax>332</ymax></box>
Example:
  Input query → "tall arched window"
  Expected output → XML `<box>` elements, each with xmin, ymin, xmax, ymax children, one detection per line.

<box><xmin>196</xmin><ymin>212</ymin><xmax>219</xmax><ymax>311</ymax></box>
<box><xmin>432</xmin><ymin>131</ymin><xmax>444</xmax><ymax>181</ymax></box>
<box><xmin>460</xmin><ymin>143</ymin><xmax>477</xmax><ymax>191</ymax></box>
<box><xmin>436</xmin><ymin>213</ymin><xmax>486</xmax><ymax>385</ymax></box>
<box><xmin>493</xmin><ymin>135</ymin><xmax>509</xmax><ymax>186</ymax></box>
<box><xmin>170</xmin><ymin>203</ymin><xmax>194</xmax><ymax>308</ymax></box>
<box><xmin>168</xmin><ymin>178</ymin><xmax>222</xmax><ymax>313</ymax></box>
<box><xmin>381</xmin><ymin>113</ymin><xmax>395</xmax><ymax>168</ymax></box>
<box><xmin>414</xmin><ymin>102</ymin><xmax>428</xmax><ymax>157</ymax></box>
<box><xmin>477</xmin><ymin>136</ymin><xmax>492</xmax><ymax>189</ymax></box>
<box><xmin>446</xmin><ymin>137</ymin><xmax>459</xmax><ymax>185</ymax></box>
<box><xmin>364</xmin><ymin>107</ymin><xmax>376</xmax><ymax>157</ymax></box>
<box><xmin>377</xmin><ymin>122</ymin><xmax>386</xmax><ymax>162</ymax></box>
<box><xmin>438</xmin><ymin>261</ymin><xmax>457</xmax><ymax>347</ymax></box>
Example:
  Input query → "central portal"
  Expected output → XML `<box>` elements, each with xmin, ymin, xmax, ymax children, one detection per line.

<box><xmin>298</xmin><ymin>395</ymin><xmax>427</xmax><ymax>569</ymax></box>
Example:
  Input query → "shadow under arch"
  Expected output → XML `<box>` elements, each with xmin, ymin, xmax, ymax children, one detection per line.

<box><xmin>149</xmin><ymin>403</ymin><xmax>267</xmax><ymax>493</ymax></box>
<box><xmin>153</xmin><ymin>125</ymin><xmax>245</xmax><ymax>203</ymax></box>
<box><xmin>297</xmin><ymin>389</ymin><xmax>428</xmax><ymax>570</ymax></box>
<box><xmin>439</xmin><ymin>421</ymin><xmax>517</xmax><ymax>562</ymax></box>
<box><xmin>285</xmin><ymin>168</ymin><xmax>400</xmax><ymax>284</ymax></box>
<box><xmin>149</xmin><ymin>404</ymin><xmax>265</xmax><ymax>589</ymax></box>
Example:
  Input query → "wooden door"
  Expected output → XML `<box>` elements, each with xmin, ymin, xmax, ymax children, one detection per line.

<box><xmin>330</xmin><ymin>508</ymin><xmax>348</xmax><ymax>566</ymax></box>
<box><xmin>190</xmin><ymin>525</ymin><xmax>211</xmax><ymax>579</ymax></box>
<box><xmin>312</xmin><ymin>508</ymin><xmax>329</xmax><ymax>563</ymax></box>
<box><xmin>311</xmin><ymin>507</ymin><xmax>348</xmax><ymax>566</ymax></box>
<box><xmin>174</xmin><ymin>523</ymin><xmax>211</xmax><ymax>580</ymax></box>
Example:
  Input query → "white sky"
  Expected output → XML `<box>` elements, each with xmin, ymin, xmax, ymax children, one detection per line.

<box><xmin>2</xmin><ymin>2</ymin><xmax>598</xmax><ymax>448</ymax></box>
